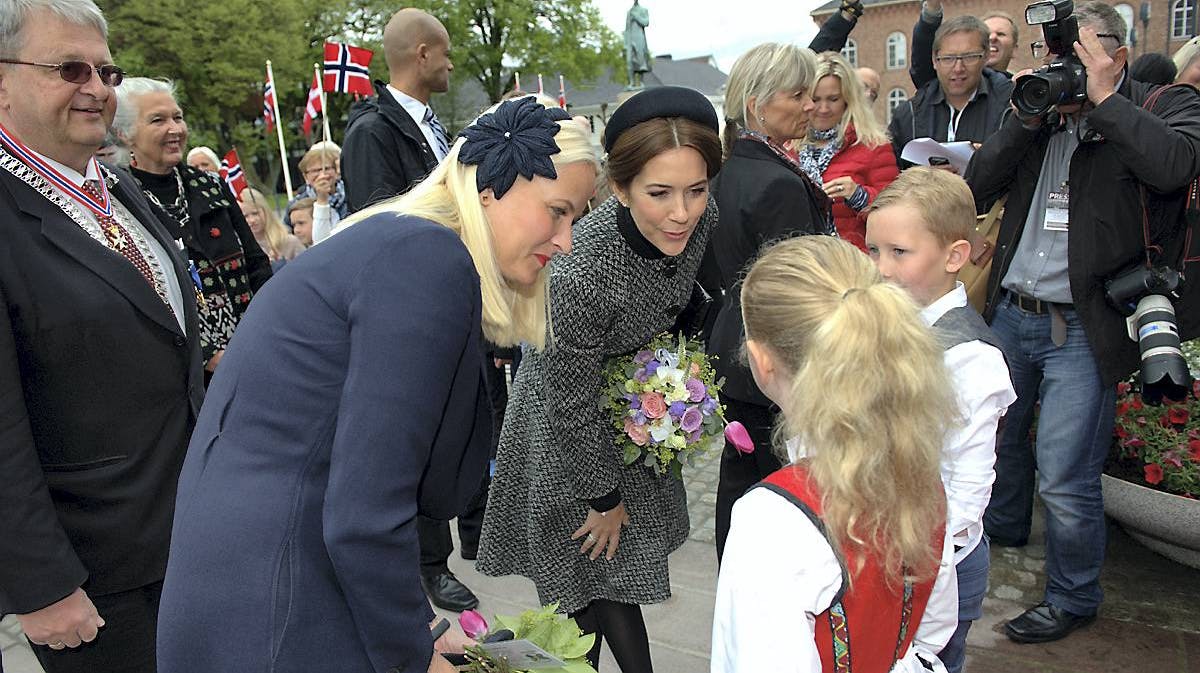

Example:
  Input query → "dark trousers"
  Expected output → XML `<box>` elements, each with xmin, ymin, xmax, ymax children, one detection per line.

<box><xmin>30</xmin><ymin>582</ymin><xmax>161</xmax><ymax>673</ymax></box>
<box><xmin>714</xmin><ymin>397</ymin><xmax>782</xmax><ymax>563</ymax></box>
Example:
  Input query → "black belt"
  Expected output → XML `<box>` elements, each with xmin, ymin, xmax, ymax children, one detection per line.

<box><xmin>1008</xmin><ymin>290</ymin><xmax>1072</xmax><ymax>315</ymax></box>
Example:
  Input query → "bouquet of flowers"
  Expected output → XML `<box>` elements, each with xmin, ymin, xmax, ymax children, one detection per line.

<box><xmin>457</xmin><ymin>605</ymin><xmax>597</xmax><ymax>673</ymax></box>
<box><xmin>601</xmin><ymin>333</ymin><xmax>727</xmax><ymax>478</ymax></box>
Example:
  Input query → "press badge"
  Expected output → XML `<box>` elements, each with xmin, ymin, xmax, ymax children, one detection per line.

<box><xmin>1044</xmin><ymin>182</ymin><xmax>1069</xmax><ymax>232</ymax></box>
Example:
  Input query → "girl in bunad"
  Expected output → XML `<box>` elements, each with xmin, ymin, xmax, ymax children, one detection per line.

<box><xmin>711</xmin><ymin>236</ymin><xmax>959</xmax><ymax>673</ymax></box>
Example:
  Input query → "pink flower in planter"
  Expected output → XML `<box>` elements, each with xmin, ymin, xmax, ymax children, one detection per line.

<box><xmin>1169</xmin><ymin>406</ymin><xmax>1189</xmax><ymax>425</ymax></box>
<box><xmin>1144</xmin><ymin>464</ymin><xmax>1164</xmax><ymax>485</ymax></box>
<box><xmin>1188</xmin><ymin>439</ymin><xmax>1200</xmax><ymax>463</ymax></box>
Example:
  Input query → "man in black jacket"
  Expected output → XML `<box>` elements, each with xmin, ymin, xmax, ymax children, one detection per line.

<box><xmin>889</xmin><ymin>15</ymin><xmax>1014</xmax><ymax>168</ymax></box>
<box><xmin>966</xmin><ymin>1</ymin><xmax>1200</xmax><ymax>645</ymax></box>
<box><xmin>342</xmin><ymin>8</ymin><xmax>451</xmax><ymax>213</ymax></box>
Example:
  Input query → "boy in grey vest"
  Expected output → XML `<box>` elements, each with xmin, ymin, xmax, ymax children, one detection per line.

<box><xmin>865</xmin><ymin>168</ymin><xmax>1016</xmax><ymax>673</ymax></box>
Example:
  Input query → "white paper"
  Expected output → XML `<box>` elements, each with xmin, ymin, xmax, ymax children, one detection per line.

<box><xmin>900</xmin><ymin>138</ymin><xmax>976</xmax><ymax>174</ymax></box>
<box><xmin>478</xmin><ymin>640</ymin><xmax>567</xmax><ymax>669</ymax></box>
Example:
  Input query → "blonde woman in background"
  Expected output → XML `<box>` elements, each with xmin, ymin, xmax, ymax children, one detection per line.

<box><xmin>712</xmin><ymin>236</ymin><xmax>958</xmax><ymax>673</ymax></box>
<box><xmin>238</xmin><ymin>187</ymin><xmax>306</xmax><ymax>270</ymax></box>
<box><xmin>795</xmin><ymin>51</ymin><xmax>898</xmax><ymax>251</ymax></box>
<box><xmin>1174</xmin><ymin>35</ymin><xmax>1200</xmax><ymax>87</ymax></box>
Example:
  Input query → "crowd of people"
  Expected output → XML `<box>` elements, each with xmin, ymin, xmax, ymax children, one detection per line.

<box><xmin>1</xmin><ymin>0</ymin><xmax>1199</xmax><ymax>673</ymax></box>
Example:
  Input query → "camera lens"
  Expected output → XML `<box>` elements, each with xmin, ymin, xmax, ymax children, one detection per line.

<box><xmin>1012</xmin><ymin>73</ymin><xmax>1060</xmax><ymax>117</ymax></box>
<box><xmin>1132</xmin><ymin>295</ymin><xmax>1192</xmax><ymax>404</ymax></box>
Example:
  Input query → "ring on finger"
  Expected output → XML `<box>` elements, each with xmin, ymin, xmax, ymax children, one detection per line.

<box><xmin>586</xmin><ymin>533</ymin><xmax>597</xmax><ymax>543</ymax></box>
<box><xmin>50</xmin><ymin>641</ymin><xmax>66</xmax><ymax>648</ymax></box>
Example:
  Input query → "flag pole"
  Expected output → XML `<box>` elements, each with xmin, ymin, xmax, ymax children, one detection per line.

<box><xmin>266</xmin><ymin>59</ymin><xmax>294</xmax><ymax>200</ymax></box>
<box><xmin>314</xmin><ymin>62</ymin><xmax>331</xmax><ymax>147</ymax></box>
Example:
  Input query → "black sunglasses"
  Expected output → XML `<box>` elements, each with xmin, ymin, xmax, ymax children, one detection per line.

<box><xmin>0</xmin><ymin>59</ymin><xmax>124</xmax><ymax>86</ymax></box>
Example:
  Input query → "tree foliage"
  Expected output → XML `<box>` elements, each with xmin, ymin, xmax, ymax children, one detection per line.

<box><xmin>98</xmin><ymin>0</ymin><xmax>618</xmax><ymax>190</ymax></box>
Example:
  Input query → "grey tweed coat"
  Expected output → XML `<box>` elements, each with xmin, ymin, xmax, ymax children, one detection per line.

<box><xmin>477</xmin><ymin>195</ymin><xmax>718</xmax><ymax>612</ymax></box>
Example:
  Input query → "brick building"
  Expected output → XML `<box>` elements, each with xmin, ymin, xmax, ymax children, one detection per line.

<box><xmin>811</xmin><ymin>0</ymin><xmax>1199</xmax><ymax>122</ymax></box>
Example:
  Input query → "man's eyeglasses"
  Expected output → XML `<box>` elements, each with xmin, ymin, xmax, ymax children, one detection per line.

<box><xmin>1030</xmin><ymin>34</ymin><xmax>1119</xmax><ymax>59</ymax></box>
<box><xmin>933</xmin><ymin>52</ymin><xmax>986</xmax><ymax>67</ymax></box>
<box><xmin>0</xmin><ymin>59</ymin><xmax>125</xmax><ymax>86</ymax></box>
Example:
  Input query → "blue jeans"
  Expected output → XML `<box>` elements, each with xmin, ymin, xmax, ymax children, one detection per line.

<box><xmin>938</xmin><ymin>538</ymin><xmax>989</xmax><ymax>673</ymax></box>
<box><xmin>984</xmin><ymin>295</ymin><xmax>1115</xmax><ymax>615</ymax></box>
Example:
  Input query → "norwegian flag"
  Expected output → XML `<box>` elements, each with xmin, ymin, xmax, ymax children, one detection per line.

<box><xmin>263</xmin><ymin>74</ymin><xmax>276</xmax><ymax>132</ymax></box>
<box><xmin>323</xmin><ymin>42</ymin><xmax>374</xmax><ymax>95</ymax></box>
<box><xmin>219</xmin><ymin>149</ymin><xmax>248</xmax><ymax>197</ymax></box>
<box><xmin>303</xmin><ymin>73</ymin><xmax>323</xmax><ymax>138</ymax></box>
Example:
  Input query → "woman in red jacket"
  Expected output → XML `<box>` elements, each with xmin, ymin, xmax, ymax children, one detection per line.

<box><xmin>795</xmin><ymin>52</ymin><xmax>898</xmax><ymax>251</ymax></box>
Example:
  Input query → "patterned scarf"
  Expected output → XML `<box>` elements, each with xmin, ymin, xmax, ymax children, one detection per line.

<box><xmin>738</xmin><ymin>129</ymin><xmax>834</xmax><ymax>233</ymax></box>
<box><xmin>797</xmin><ymin>127</ymin><xmax>841</xmax><ymax>184</ymax></box>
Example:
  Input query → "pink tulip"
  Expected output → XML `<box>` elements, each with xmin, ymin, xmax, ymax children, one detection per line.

<box><xmin>725</xmin><ymin>421</ymin><xmax>754</xmax><ymax>455</ymax></box>
<box><xmin>459</xmin><ymin>609</ymin><xmax>488</xmax><ymax>639</ymax></box>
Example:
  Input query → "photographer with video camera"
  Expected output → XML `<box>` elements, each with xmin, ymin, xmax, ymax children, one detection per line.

<box><xmin>965</xmin><ymin>0</ymin><xmax>1200</xmax><ymax>645</ymax></box>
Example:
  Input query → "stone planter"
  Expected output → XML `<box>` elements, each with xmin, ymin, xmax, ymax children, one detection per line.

<box><xmin>1101</xmin><ymin>473</ymin><xmax>1200</xmax><ymax>570</ymax></box>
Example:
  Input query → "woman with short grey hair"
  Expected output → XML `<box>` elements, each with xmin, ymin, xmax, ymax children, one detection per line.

<box><xmin>114</xmin><ymin>76</ymin><xmax>272</xmax><ymax>380</ymax></box>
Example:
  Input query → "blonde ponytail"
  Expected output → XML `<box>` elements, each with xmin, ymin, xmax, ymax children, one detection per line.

<box><xmin>741</xmin><ymin>236</ymin><xmax>954</xmax><ymax>584</ymax></box>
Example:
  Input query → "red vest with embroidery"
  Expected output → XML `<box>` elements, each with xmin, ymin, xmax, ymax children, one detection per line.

<box><xmin>760</xmin><ymin>464</ymin><xmax>943</xmax><ymax>673</ymax></box>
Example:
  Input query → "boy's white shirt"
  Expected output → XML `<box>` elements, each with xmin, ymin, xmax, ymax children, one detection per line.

<box><xmin>919</xmin><ymin>282</ymin><xmax>1017</xmax><ymax>562</ymax></box>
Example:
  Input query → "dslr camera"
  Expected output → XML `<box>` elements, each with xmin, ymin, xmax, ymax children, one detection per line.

<box><xmin>1105</xmin><ymin>265</ymin><xmax>1193</xmax><ymax>404</ymax></box>
<box><xmin>1012</xmin><ymin>0</ymin><xmax>1088</xmax><ymax>117</ymax></box>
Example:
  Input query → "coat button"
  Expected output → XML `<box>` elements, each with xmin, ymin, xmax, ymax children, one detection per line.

<box><xmin>174</xmin><ymin>336</ymin><xmax>186</xmax><ymax>347</ymax></box>
<box><xmin>662</xmin><ymin>261</ymin><xmax>677</xmax><ymax>278</ymax></box>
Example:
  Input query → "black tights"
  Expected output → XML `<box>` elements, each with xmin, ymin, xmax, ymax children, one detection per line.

<box><xmin>568</xmin><ymin>599</ymin><xmax>653</xmax><ymax>673</ymax></box>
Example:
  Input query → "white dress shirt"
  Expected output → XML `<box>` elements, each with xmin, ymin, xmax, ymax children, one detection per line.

<box><xmin>920</xmin><ymin>282</ymin><xmax>1017</xmax><ymax>561</ymax></box>
<box><xmin>386</xmin><ymin>84</ymin><xmax>447</xmax><ymax>161</ymax></box>
<box><xmin>33</xmin><ymin>149</ymin><xmax>186</xmax><ymax>330</ymax></box>
<box><xmin>712</xmin><ymin>485</ymin><xmax>958</xmax><ymax>673</ymax></box>
<box><xmin>311</xmin><ymin>201</ymin><xmax>335</xmax><ymax>245</ymax></box>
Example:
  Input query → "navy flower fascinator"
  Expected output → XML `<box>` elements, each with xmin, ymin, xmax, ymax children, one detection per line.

<box><xmin>457</xmin><ymin>96</ymin><xmax>573</xmax><ymax>199</ymax></box>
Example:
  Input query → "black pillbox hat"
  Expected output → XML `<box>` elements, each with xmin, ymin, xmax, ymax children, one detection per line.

<box><xmin>602</xmin><ymin>86</ymin><xmax>719</xmax><ymax>154</ymax></box>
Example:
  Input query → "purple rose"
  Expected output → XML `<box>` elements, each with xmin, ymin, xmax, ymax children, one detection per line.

<box><xmin>669</xmin><ymin>401</ymin><xmax>687</xmax><ymax>418</ymax></box>
<box><xmin>645</xmin><ymin>361</ymin><xmax>660</xmax><ymax>376</ymax></box>
<box><xmin>634</xmin><ymin>350</ymin><xmax>654</xmax><ymax>364</ymax></box>
<box><xmin>681</xmin><ymin>406</ymin><xmax>703</xmax><ymax>433</ymax></box>
<box><xmin>634</xmin><ymin>368</ymin><xmax>649</xmax><ymax>383</ymax></box>
<box><xmin>687</xmin><ymin>428</ymin><xmax>703</xmax><ymax>443</ymax></box>
<box><xmin>685</xmin><ymin>378</ymin><xmax>707</xmax><ymax>403</ymax></box>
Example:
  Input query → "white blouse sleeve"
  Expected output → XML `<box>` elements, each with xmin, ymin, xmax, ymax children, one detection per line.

<box><xmin>312</xmin><ymin>201</ymin><xmax>334</xmax><ymax>245</ymax></box>
<box><xmin>893</xmin><ymin>525</ymin><xmax>958</xmax><ymax>673</ymax></box>
<box><xmin>711</xmin><ymin>487</ymin><xmax>844</xmax><ymax>673</ymax></box>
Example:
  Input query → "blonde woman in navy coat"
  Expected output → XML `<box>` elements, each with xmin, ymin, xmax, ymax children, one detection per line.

<box><xmin>157</xmin><ymin>97</ymin><xmax>598</xmax><ymax>673</ymax></box>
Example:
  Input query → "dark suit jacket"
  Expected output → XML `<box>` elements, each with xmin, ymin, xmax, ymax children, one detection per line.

<box><xmin>342</xmin><ymin>80</ymin><xmax>443</xmax><ymax>213</ymax></box>
<box><xmin>0</xmin><ymin>162</ymin><xmax>203</xmax><ymax>614</ymax></box>
<box><xmin>702</xmin><ymin>139</ymin><xmax>831</xmax><ymax>407</ymax></box>
<box><xmin>158</xmin><ymin>215</ymin><xmax>491</xmax><ymax>673</ymax></box>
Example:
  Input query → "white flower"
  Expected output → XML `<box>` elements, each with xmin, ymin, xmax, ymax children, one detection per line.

<box><xmin>650</xmin><ymin>416</ymin><xmax>675</xmax><ymax>443</ymax></box>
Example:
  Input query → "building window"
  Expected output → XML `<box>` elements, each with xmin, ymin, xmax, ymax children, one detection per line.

<box><xmin>1173</xmin><ymin>0</ymin><xmax>1195</xmax><ymax>39</ymax></box>
<box><xmin>886</xmin><ymin>32</ymin><xmax>907</xmax><ymax>70</ymax></box>
<box><xmin>887</xmin><ymin>88</ymin><xmax>908</xmax><ymax>122</ymax></box>
<box><xmin>841</xmin><ymin>39</ymin><xmax>858</xmax><ymax>67</ymax></box>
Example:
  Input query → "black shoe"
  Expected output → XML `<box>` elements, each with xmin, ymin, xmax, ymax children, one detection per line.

<box><xmin>1004</xmin><ymin>602</ymin><xmax>1096</xmax><ymax>644</ymax></box>
<box><xmin>421</xmin><ymin>571</ymin><xmax>479</xmax><ymax>612</ymax></box>
<box><xmin>460</xmin><ymin>546</ymin><xmax>478</xmax><ymax>561</ymax></box>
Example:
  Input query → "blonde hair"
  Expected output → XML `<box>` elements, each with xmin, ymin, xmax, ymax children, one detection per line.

<box><xmin>740</xmin><ymin>236</ymin><xmax>954</xmax><ymax>585</ymax></box>
<box><xmin>239</xmin><ymin>188</ymin><xmax>291</xmax><ymax>258</ymax></box>
<box><xmin>340</xmin><ymin>96</ymin><xmax>598</xmax><ymax>349</ymax></box>
<box><xmin>801</xmin><ymin>52</ymin><xmax>889</xmax><ymax>149</ymax></box>
<box><xmin>723</xmin><ymin>42</ymin><xmax>818</xmax><ymax>156</ymax></box>
<box><xmin>299</xmin><ymin>145</ymin><xmax>341</xmax><ymax>173</ymax></box>
<box><xmin>867</xmin><ymin>167</ymin><xmax>975</xmax><ymax>246</ymax></box>
<box><xmin>1174</xmin><ymin>36</ymin><xmax>1200</xmax><ymax>78</ymax></box>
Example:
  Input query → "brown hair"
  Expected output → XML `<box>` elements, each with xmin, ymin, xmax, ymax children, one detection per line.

<box><xmin>933</xmin><ymin>15</ymin><xmax>989</xmax><ymax>54</ymax></box>
<box><xmin>299</xmin><ymin>146</ymin><xmax>340</xmax><ymax>173</ymax></box>
<box><xmin>866</xmin><ymin>167</ymin><xmax>975</xmax><ymax>246</ymax></box>
<box><xmin>982</xmin><ymin>10</ymin><xmax>1020</xmax><ymax>46</ymax></box>
<box><xmin>604</xmin><ymin>117</ymin><xmax>722</xmax><ymax>190</ymax></box>
<box><xmin>287</xmin><ymin>197</ymin><xmax>316</xmax><ymax>217</ymax></box>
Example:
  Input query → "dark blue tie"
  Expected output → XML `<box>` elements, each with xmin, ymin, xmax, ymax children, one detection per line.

<box><xmin>424</xmin><ymin>107</ymin><xmax>449</xmax><ymax>160</ymax></box>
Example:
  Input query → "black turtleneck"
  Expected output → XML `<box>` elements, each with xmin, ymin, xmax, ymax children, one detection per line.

<box><xmin>616</xmin><ymin>203</ymin><xmax>665</xmax><ymax>260</ymax></box>
<box><xmin>130</xmin><ymin>166</ymin><xmax>179</xmax><ymax>207</ymax></box>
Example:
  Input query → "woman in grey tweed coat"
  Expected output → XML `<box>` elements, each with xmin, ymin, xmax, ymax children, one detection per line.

<box><xmin>477</xmin><ymin>86</ymin><xmax>723</xmax><ymax>672</ymax></box>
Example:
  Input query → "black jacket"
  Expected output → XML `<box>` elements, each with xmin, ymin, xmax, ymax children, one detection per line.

<box><xmin>702</xmin><ymin>139</ymin><xmax>832</xmax><ymax>407</ymax></box>
<box><xmin>888</xmin><ymin>68</ymin><xmax>1014</xmax><ymax>167</ymax></box>
<box><xmin>966</xmin><ymin>79</ymin><xmax>1200</xmax><ymax>385</ymax></box>
<box><xmin>342</xmin><ymin>80</ymin><xmax>443</xmax><ymax>213</ymax></box>
<box><xmin>0</xmin><ymin>162</ymin><xmax>204</xmax><ymax>613</ymax></box>
<box><xmin>810</xmin><ymin>11</ymin><xmax>856</xmax><ymax>53</ymax></box>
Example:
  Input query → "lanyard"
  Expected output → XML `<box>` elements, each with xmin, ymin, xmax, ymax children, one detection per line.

<box><xmin>947</xmin><ymin>102</ymin><xmax>966</xmax><ymax>143</ymax></box>
<box><xmin>0</xmin><ymin>120</ymin><xmax>111</xmax><ymax>218</ymax></box>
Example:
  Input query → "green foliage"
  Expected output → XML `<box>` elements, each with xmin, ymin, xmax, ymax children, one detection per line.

<box><xmin>463</xmin><ymin>604</ymin><xmax>597</xmax><ymax>673</ymax></box>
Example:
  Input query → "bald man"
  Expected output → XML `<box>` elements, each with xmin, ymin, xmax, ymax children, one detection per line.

<box><xmin>342</xmin><ymin>8</ymin><xmax>454</xmax><ymax>213</ymax></box>
<box><xmin>857</xmin><ymin>66</ymin><xmax>881</xmax><ymax>104</ymax></box>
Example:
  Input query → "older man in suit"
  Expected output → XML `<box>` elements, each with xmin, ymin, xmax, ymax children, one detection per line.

<box><xmin>0</xmin><ymin>1</ymin><xmax>203</xmax><ymax>671</ymax></box>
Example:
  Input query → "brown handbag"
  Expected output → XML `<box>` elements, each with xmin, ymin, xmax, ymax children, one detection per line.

<box><xmin>959</xmin><ymin>195</ymin><xmax>1006</xmax><ymax>313</ymax></box>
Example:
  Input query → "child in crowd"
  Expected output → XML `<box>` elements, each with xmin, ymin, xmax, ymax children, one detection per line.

<box><xmin>712</xmin><ymin>236</ymin><xmax>959</xmax><ymax>673</ymax></box>
<box><xmin>287</xmin><ymin>197</ymin><xmax>316</xmax><ymax>247</ymax></box>
<box><xmin>865</xmin><ymin>168</ymin><xmax>1016</xmax><ymax>673</ymax></box>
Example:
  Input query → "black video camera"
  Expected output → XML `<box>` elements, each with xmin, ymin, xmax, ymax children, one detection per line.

<box><xmin>1011</xmin><ymin>0</ymin><xmax>1088</xmax><ymax>117</ymax></box>
<box><xmin>1105</xmin><ymin>264</ymin><xmax>1193</xmax><ymax>404</ymax></box>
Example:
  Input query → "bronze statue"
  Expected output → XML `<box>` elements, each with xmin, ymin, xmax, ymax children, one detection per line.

<box><xmin>624</xmin><ymin>0</ymin><xmax>651</xmax><ymax>88</ymax></box>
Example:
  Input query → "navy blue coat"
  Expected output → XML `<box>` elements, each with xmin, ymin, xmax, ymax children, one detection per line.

<box><xmin>157</xmin><ymin>214</ymin><xmax>491</xmax><ymax>673</ymax></box>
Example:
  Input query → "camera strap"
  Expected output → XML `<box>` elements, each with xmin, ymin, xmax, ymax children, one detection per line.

<box><xmin>1137</xmin><ymin>84</ymin><xmax>1200</xmax><ymax>272</ymax></box>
